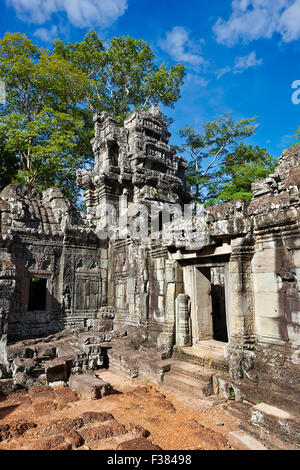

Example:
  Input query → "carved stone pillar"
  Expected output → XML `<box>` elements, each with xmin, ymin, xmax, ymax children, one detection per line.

<box><xmin>227</xmin><ymin>241</ymin><xmax>256</xmax><ymax>381</ymax></box>
<box><xmin>176</xmin><ymin>293</ymin><xmax>192</xmax><ymax>346</ymax></box>
<box><xmin>229</xmin><ymin>242</ymin><xmax>255</xmax><ymax>343</ymax></box>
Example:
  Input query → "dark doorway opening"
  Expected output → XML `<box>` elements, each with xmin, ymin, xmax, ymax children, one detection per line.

<box><xmin>211</xmin><ymin>269</ymin><xmax>228</xmax><ymax>342</ymax></box>
<box><xmin>28</xmin><ymin>278</ymin><xmax>47</xmax><ymax>311</ymax></box>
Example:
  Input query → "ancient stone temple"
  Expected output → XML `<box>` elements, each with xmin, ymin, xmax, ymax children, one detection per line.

<box><xmin>0</xmin><ymin>106</ymin><xmax>299</xmax><ymax>449</ymax></box>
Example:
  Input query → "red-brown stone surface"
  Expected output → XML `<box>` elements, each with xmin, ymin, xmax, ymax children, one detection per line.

<box><xmin>0</xmin><ymin>370</ymin><xmax>240</xmax><ymax>450</ymax></box>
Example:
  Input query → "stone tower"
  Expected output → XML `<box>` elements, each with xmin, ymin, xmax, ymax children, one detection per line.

<box><xmin>77</xmin><ymin>106</ymin><xmax>191</xmax><ymax>231</ymax></box>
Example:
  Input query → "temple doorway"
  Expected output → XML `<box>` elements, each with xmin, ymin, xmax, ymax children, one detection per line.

<box><xmin>210</xmin><ymin>267</ymin><xmax>228</xmax><ymax>342</ymax></box>
<box><xmin>183</xmin><ymin>262</ymin><xmax>231</xmax><ymax>346</ymax></box>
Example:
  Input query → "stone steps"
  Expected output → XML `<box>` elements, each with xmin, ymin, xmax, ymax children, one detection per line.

<box><xmin>223</xmin><ymin>400</ymin><xmax>253</xmax><ymax>422</ymax></box>
<box><xmin>162</xmin><ymin>370</ymin><xmax>214</xmax><ymax>398</ymax></box>
<box><xmin>228</xmin><ymin>431</ymin><xmax>269</xmax><ymax>450</ymax></box>
<box><xmin>137</xmin><ymin>357</ymin><xmax>174</xmax><ymax>384</ymax></box>
<box><xmin>172</xmin><ymin>345</ymin><xmax>228</xmax><ymax>373</ymax></box>
<box><xmin>170</xmin><ymin>361</ymin><xmax>216</xmax><ymax>383</ymax></box>
<box><xmin>239</xmin><ymin>422</ymin><xmax>298</xmax><ymax>450</ymax></box>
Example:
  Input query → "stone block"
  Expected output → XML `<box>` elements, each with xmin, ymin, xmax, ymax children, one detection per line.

<box><xmin>228</xmin><ymin>431</ymin><xmax>268</xmax><ymax>450</ymax></box>
<box><xmin>13</xmin><ymin>372</ymin><xmax>41</xmax><ymax>389</ymax></box>
<box><xmin>36</xmin><ymin>343</ymin><xmax>57</xmax><ymax>360</ymax></box>
<box><xmin>251</xmin><ymin>403</ymin><xmax>300</xmax><ymax>447</ymax></box>
<box><xmin>45</xmin><ymin>357</ymin><xmax>72</xmax><ymax>383</ymax></box>
<box><xmin>6</xmin><ymin>343</ymin><xmax>35</xmax><ymax>362</ymax></box>
<box><xmin>68</xmin><ymin>373</ymin><xmax>112</xmax><ymax>399</ymax></box>
<box><xmin>92</xmin><ymin>319</ymin><xmax>113</xmax><ymax>332</ymax></box>
<box><xmin>253</xmin><ymin>272</ymin><xmax>281</xmax><ymax>293</ymax></box>
<box><xmin>12</xmin><ymin>357</ymin><xmax>35</xmax><ymax>377</ymax></box>
<box><xmin>251</xmin><ymin>249</ymin><xmax>277</xmax><ymax>273</ymax></box>
<box><xmin>254</xmin><ymin>292</ymin><xmax>281</xmax><ymax>318</ymax></box>
<box><xmin>0</xmin><ymin>378</ymin><xmax>15</xmax><ymax>395</ymax></box>
<box><xmin>255</xmin><ymin>317</ymin><xmax>287</xmax><ymax>341</ymax></box>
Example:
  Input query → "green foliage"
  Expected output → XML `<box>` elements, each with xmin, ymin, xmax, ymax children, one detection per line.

<box><xmin>215</xmin><ymin>144</ymin><xmax>276</xmax><ymax>204</ymax></box>
<box><xmin>178</xmin><ymin>114</ymin><xmax>276</xmax><ymax>205</ymax></box>
<box><xmin>53</xmin><ymin>31</ymin><xmax>185</xmax><ymax>125</ymax></box>
<box><xmin>0</xmin><ymin>31</ymin><xmax>185</xmax><ymax>204</ymax></box>
<box><xmin>0</xmin><ymin>32</ymin><xmax>94</xmax><ymax>203</ymax></box>
<box><xmin>0</xmin><ymin>136</ymin><xmax>20</xmax><ymax>190</ymax></box>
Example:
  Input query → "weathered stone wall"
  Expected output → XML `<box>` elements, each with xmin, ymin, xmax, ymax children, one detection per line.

<box><xmin>76</xmin><ymin>106</ymin><xmax>191</xmax><ymax>354</ymax></box>
<box><xmin>0</xmin><ymin>106</ymin><xmax>299</xmax><ymax>414</ymax></box>
<box><xmin>0</xmin><ymin>185</ymin><xmax>106</xmax><ymax>345</ymax></box>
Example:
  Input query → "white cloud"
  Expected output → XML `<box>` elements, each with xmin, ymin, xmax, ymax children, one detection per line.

<box><xmin>217</xmin><ymin>51</ymin><xmax>263</xmax><ymax>78</ymax></box>
<box><xmin>159</xmin><ymin>26</ymin><xmax>205</xmax><ymax>67</ymax></box>
<box><xmin>184</xmin><ymin>73</ymin><xmax>209</xmax><ymax>88</ymax></box>
<box><xmin>213</xmin><ymin>0</ymin><xmax>300</xmax><ymax>45</ymax></box>
<box><xmin>34</xmin><ymin>25</ymin><xmax>58</xmax><ymax>42</ymax></box>
<box><xmin>6</xmin><ymin>0</ymin><xmax>128</xmax><ymax>28</ymax></box>
<box><xmin>234</xmin><ymin>51</ymin><xmax>263</xmax><ymax>72</ymax></box>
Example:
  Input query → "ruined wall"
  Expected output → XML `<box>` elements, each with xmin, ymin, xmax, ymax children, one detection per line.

<box><xmin>0</xmin><ymin>185</ymin><xmax>106</xmax><ymax>347</ymax></box>
<box><xmin>0</xmin><ymin>105</ymin><xmax>299</xmax><ymax>411</ymax></box>
<box><xmin>162</xmin><ymin>145</ymin><xmax>300</xmax><ymax>407</ymax></box>
<box><xmin>77</xmin><ymin>106</ymin><xmax>191</xmax><ymax>355</ymax></box>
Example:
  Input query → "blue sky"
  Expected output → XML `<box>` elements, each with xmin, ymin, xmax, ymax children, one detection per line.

<box><xmin>1</xmin><ymin>0</ymin><xmax>300</xmax><ymax>160</ymax></box>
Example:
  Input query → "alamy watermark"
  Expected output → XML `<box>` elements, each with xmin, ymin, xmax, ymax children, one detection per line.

<box><xmin>0</xmin><ymin>80</ymin><xmax>5</xmax><ymax>105</ymax></box>
<box><xmin>91</xmin><ymin>197</ymin><xmax>206</xmax><ymax>250</ymax></box>
<box><xmin>291</xmin><ymin>80</ymin><xmax>300</xmax><ymax>104</ymax></box>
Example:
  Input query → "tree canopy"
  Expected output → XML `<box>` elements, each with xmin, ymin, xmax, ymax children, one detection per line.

<box><xmin>178</xmin><ymin>114</ymin><xmax>276</xmax><ymax>205</ymax></box>
<box><xmin>216</xmin><ymin>144</ymin><xmax>276</xmax><ymax>203</ymax></box>
<box><xmin>0</xmin><ymin>32</ymin><xmax>93</xmax><ymax>203</ymax></box>
<box><xmin>0</xmin><ymin>136</ymin><xmax>20</xmax><ymax>191</ymax></box>
<box><xmin>53</xmin><ymin>31</ymin><xmax>185</xmax><ymax>125</ymax></box>
<box><xmin>0</xmin><ymin>31</ymin><xmax>185</xmax><ymax>203</ymax></box>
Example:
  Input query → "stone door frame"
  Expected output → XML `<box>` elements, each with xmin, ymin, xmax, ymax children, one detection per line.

<box><xmin>183</xmin><ymin>261</ymin><xmax>232</xmax><ymax>346</ymax></box>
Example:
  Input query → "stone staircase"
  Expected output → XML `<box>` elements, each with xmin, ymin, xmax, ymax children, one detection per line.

<box><xmin>161</xmin><ymin>361</ymin><xmax>216</xmax><ymax>398</ymax></box>
<box><xmin>172</xmin><ymin>341</ymin><xmax>228</xmax><ymax>373</ymax></box>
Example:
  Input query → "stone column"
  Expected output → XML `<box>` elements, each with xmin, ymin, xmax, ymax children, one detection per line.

<box><xmin>227</xmin><ymin>240</ymin><xmax>256</xmax><ymax>380</ymax></box>
<box><xmin>229</xmin><ymin>242</ymin><xmax>255</xmax><ymax>344</ymax></box>
<box><xmin>0</xmin><ymin>277</ymin><xmax>16</xmax><ymax>373</ymax></box>
<box><xmin>157</xmin><ymin>260</ymin><xmax>184</xmax><ymax>357</ymax></box>
<box><xmin>175</xmin><ymin>293</ymin><xmax>192</xmax><ymax>346</ymax></box>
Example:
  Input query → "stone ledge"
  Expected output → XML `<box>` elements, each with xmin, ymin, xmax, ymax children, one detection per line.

<box><xmin>228</xmin><ymin>430</ymin><xmax>268</xmax><ymax>450</ymax></box>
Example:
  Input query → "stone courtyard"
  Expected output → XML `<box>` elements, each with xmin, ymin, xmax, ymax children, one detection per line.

<box><xmin>0</xmin><ymin>106</ymin><xmax>299</xmax><ymax>450</ymax></box>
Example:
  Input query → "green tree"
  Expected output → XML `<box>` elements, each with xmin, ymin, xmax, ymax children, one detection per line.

<box><xmin>0</xmin><ymin>136</ymin><xmax>20</xmax><ymax>191</ymax></box>
<box><xmin>0</xmin><ymin>31</ymin><xmax>185</xmax><ymax>204</ymax></box>
<box><xmin>178</xmin><ymin>114</ymin><xmax>259</xmax><ymax>206</ymax></box>
<box><xmin>53</xmin><ymin>31</ymin><xmax>185</xmax><ymax>125</ymax></box>
<box><xmin>0</xmin><ymin>32</ymin><xmax>92</xmax><ymax>203</ymax></box>
<box><xmin>216</xmin><ymin>144</ymin><xmax>276</xmax><ymax>203</ymax></box>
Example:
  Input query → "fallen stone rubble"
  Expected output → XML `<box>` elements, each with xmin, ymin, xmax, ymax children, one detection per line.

<box><xmin>0</xmin><ymin>328</ymin><xmax>127</xmax><ymax>393</ymax></box>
